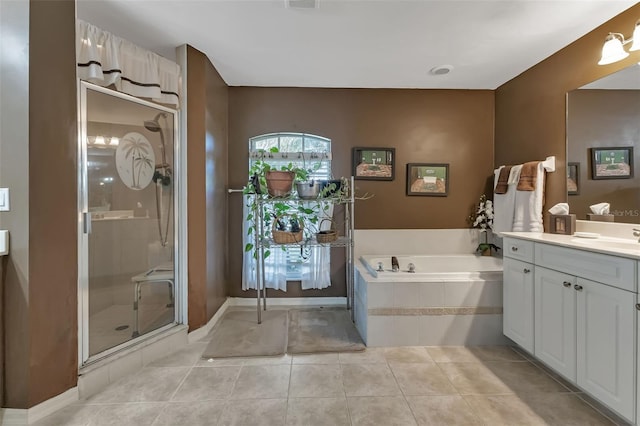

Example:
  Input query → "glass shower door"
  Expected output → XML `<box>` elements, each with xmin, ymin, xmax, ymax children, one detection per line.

<box><xmin>80</xmin><ymin>83</ymin><xmax>177</xmax><ymax>362</ymax></box>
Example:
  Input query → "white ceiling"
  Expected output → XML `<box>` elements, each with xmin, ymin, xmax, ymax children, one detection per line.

<box><xmin>77</xmin><ymin>0</ymin><xmax>636</xmax><ymax>90</ymax></box>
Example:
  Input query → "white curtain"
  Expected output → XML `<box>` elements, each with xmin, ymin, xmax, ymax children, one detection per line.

<box><xmin>77</xmin><ymin>20</ymin><xmax>181</xmax><ymax>107</ymax></box>
<box><xmin>302</xmin><ymin>203</ymin><xmax>334</xmax><ymax>290</ymax></box>
<box><xmin>242</xmin><ymin>195</ymin><xmax>287</xmax><ymax>292</ymax></box>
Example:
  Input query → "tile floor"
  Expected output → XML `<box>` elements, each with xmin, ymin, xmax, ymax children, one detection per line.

<box><xmin>34</xmin><ymin>344</ymin><xmax>628</xmax><ymax>426</ymax></box>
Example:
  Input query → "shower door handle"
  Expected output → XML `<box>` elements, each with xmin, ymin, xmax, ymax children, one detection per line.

<box><xmin>83</xmin><ymin>212</ymin><xmax>92</xmax><ymax>234</ymax></box>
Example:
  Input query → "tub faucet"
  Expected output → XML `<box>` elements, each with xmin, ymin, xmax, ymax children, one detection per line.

<box><xmin>376</xmin><ymin>262</ymin><xmax>384</xmax><ymax>272</ymax></box>
<box><xmin>391</xmin><ymin>256</ymin><xmax>399</xmax><ymax>272</ymax></box>
<box><xmin>634</xmin><ymin>228</ymin><xmax>640</xmax><ymax>242</ymax></box>
<box><xmin>407</xmin><ymin>263</ymin><xmax>415</xmax><ymax>273</ymax></box>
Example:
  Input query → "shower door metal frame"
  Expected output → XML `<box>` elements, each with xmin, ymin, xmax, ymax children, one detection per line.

<box><xmin>77</xmin><ymin>82</ymin><xmax>186</xmax><ymax>366</ymax></box>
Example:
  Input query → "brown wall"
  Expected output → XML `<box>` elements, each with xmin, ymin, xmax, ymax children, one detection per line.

<box><xmin>205</xmin><ymin>52</ymin><xmax>230</xmax><ymax>319</ymax></box>
<box><xmin>186</xmin><ymin>45</ymin><xmax>229</xmax><ymax>328</ymax></box>
<box><xmin>567</xmin><ymin>90</ymin><xmax>640</xmax><ymax>221</ymax></box>
<box><xmin>228</xmin><ymin>87</ymin><xmax>495</xmax><ymax>297</ymax></box>
<box><xmin>495</xmin><ymin>3</ymin><xmax>640</xmax><ymax>221</ymax></box>
<box><xmin>4</xmin><ymin>0</ymin><xmax>79</xmax><ymax>408</ymax></box>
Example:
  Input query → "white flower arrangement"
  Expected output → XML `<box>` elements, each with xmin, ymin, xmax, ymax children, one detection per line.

<box><xmin>469</xmin><ymin>194</ymin><xmax>499</xmax><ymax>255</ymax></box>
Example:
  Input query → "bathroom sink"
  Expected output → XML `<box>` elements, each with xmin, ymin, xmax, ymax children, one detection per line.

<box><xmin>570</xmin><ymin>237</ymin><xmax>640</xmax><ymax>251</ymax></box>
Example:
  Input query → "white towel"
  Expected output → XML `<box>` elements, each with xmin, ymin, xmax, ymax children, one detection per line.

<box><xmin>493</xmin><ymin>165</ymin><xmax>522</xmax><ymax>236</ymax></box>
<box><xmin>512</xmin><ymin>162</ymin><xmax>545</xmax><ymax>232</ymax></box>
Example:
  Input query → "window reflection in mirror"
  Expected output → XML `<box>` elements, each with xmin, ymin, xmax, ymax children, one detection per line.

<box><xmin>566</xmin><ymin>65</ymin><xmax>640</xmax><ymax>223</ymax></box>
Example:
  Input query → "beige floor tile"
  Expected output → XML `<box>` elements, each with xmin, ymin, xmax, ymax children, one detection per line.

<box><xmin>153</xmin><ymin>400</ymin><xmax>227</xmax><ymax>425</ymax></box>
<box><xmin>197</xmin><ymin>357</ymin><xmax>246</xmax><ymax>367</ymax></box>
<box><xmin>86</xmin><ymin>367</ymin><xmax>190</xmax><ymax>403</ymax></box>
<box><xmin>242</xmin><ymin>355</ymin><xmax>293</xmax><ymax>366</ymax></box>
<box><xmin>149</xmin><ymin>342</ymin><xmax>207</xmax><ymax>367</ymax></box>
<box><xmin>92</xmin><ymin>402</ymin><xmax>166</xmax><ymax>426</ymax></box>
<box><xmin>348</xmin><ymin>396</ymin><xmax>418</xmax><ymax>426</ymax></box>
<box><xmin>406</xmin><ymin>395</ymin><xmax>481</xmax><ymax>426</ymax></box>
<box><xmin>427</xmin><ymin>346</ymin><xmax>526</xmax><ymax>362</ymax></box>
<box><xmin>32</xmin><ymin>404</ymin><xmax>103</xmax><ymax>426</ymax></box>
<box><xmin>519</xmin><ymin>393</ymin><xmax>617</xmax><ymax>426</ymax></box>
<box><xmin>230</xmin><ymin>365</ymin><xmax>291</xmax><ymax>399</ymax></box>
<box><xmin>464</xmin><ymin>394</ymin><xmax>547</xmax><ymax>426</ymax></box>
<box><xmin>292</xmin><ymin>352</ymin><xmax>339</xmax><ymax>364</ymax></box>
<box><xmin>438</xmin><ymin>362</ymin><xmax>512</xmax><ymax>395</ymax></box>
<box><xmin>339</xmin><ymin>348</ymin><xmax>387</xmax><ymax>364</ymax></box>
<box><xmin>389</xmin><ymin>363</ymin><xmax>457</xmax><ymax>396</ymax></box>
<box><xmin>484</xmin><ymin>361</ymin><xmax>570</xmax><ymax>394</ymax></box>
<box><xmin>426</xmin><ymin>346</ymin><xmax>483</xmax><ymax>363</ymax></box>
<box><xmin>286</xmin><ymin>397</ymin><xmax>350</xmax><ymax>426</ymax></box>
<box><xmin>383</xmin><ymin>347</ymin><xmax>434</xmax><ymax>363</ymax></box>
<box><xmin>171</xmin><ymin>366</ymin><xmax>241</xmax><ymax>401</ymax></box>
<box><xmin>342</xmin><ymin>363</ymin><xmax>401</xmax><ymax>397</ymax></box>
<box><xmin>218</xmin><ymin>398</ymin><xmax>287</xmax><ymax>426</ymax></box>
<box><xmin>289</xmin><ymin>364</ymin><xmax>344</xmax><ymax>398</ymax></box>
<box><xmin>467</xmin><ymin>346</ymin><xmax>525</xmax><ymax>362</ymax></box>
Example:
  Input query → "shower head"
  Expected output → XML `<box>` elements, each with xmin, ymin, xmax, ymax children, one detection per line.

<box><xmin>143</xmin><ymin>112</ymin><xmax>166</xmax><ymax>132</ymax></box>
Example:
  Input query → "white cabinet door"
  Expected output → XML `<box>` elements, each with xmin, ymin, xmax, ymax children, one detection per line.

<box><xmin>534</xmin><ymin>266</ymin><xmax>577</xmax><ymax>381</ymax></box>
<box><xmin>577</xmin><ymin>278</ymin><xmax>635</xmax><ymax>422</ymax></box>
<box><xmin>503</xmin><ymin>257</ymin><xmax>534</xmax><ymax>353</ymax></box>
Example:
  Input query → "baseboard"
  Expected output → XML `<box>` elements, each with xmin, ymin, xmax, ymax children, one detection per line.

<box><xmin>228</xmin><ymin>296</ymin><xmax>347</xmax><ymax>307</ymax></box>
<box><xmin>1</xmin><ymin>387</ymin><xmax>78</xmax><ymax>425</ymax></box>
<box><xmin>187</xmin><ymin>298</ymin><xmax>230</xmax><ymax>343</ymax></box>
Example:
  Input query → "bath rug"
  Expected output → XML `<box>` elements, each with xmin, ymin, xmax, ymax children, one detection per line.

<box><xmin>202</xmin><ymin>309</ymin><xmax>288</xmax><ymax>358</ymax></box>
<box><xmin>287</xmin><ymin>308</ymin><xmax>365</xmax><ymax>354</ymax></box>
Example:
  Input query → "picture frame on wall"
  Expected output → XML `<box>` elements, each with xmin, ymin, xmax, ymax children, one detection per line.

<box><xmin>406</xmin><ymin>163</ymin><xmax>449</xmax><ymax>196</ymax></box>
<box><xmin>590</xmin><ymin>147</ymin><xmax>634</xmax><ymax>180</ymax></box>
<box><xmin>352</xmin><ymin>147</ymin><xmax>395</xmax><ymax>181</ymax></box>
<box><xmin>567</xmin><ymin>162</ymin><xmax>579</xmax><ymax>195</ymax></box>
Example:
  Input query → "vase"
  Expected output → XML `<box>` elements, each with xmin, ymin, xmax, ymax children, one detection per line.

<box><xmin>481</xmin><ymin>247</ymin><xmax>492</xmax><ymax>256</ymax></box>
<box><xmin>265</xmin><ymin>170</ymin><xmax>295</xmax><ymax>197</ymax></box>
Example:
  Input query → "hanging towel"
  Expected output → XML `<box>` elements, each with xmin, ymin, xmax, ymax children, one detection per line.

<box><xmin>493</xmin><ymin>165</ymin><xmax>522</xmax><ymax>236</ymax></box>
<box><xmin>494</xmin><ymin>165</ymin><xmax>513</xmax><ymax>194</ymax></box>
<box><xmin>517</xmin><ymin>161</ymin><xmax>540</xmax><ymax>191</ymax></box>
<box><xmin>513</xmin><ymin>162</ymin><xmax>545</xmax><ymax>232</ymax></box>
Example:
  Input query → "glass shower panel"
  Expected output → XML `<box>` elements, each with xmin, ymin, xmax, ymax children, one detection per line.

<box><xmin>84</xmin><ymin>87</ymin><xmax>175</xmax><ymax>357</ymax></box>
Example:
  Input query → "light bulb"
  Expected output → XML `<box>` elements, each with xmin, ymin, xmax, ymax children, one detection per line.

<box><xmin>94</xmin><ymin>136</ymin><xmax>106</xmax><ymax>145</ymax></box>
<box><xmin>629</xmin><ymin>20</ymin><xmax>640</xmax><ymax>51</ymax></box>
<box><xmin>109</xmin><ymin>137</ymin><xmax>119</xmax><ymax>146</ymax></box>
<box><xmin>598</xmin><ymin>34</ymin><xmax>629</xmax><ymax>65</ymax></box>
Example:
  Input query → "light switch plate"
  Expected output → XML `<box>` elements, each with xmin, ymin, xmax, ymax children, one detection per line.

<box><xmin>0</xmin><ymin>230</ymin><xmax>8</xmax><ymax>255</ymax></box>
<box><xmin>0</xmin><ymin>188</ymin><xmax>9</xmax><ymax>211</ymax></box>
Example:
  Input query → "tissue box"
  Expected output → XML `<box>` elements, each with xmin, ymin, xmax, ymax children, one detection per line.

<box><xmin>550</xmin><ymin>214</ymin><xmax>576</xmax><ymax>235</ymax></box>
<box><xmin>587</xmin><ymin>214</ymin><xmax>614</xmax><ymax>222</ymax></box>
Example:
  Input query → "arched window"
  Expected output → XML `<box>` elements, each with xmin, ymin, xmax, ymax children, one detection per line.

<box><xmin>248</xmin><ymin>132</ymin><xmax>332</xmax><ymax>280</ymax></box>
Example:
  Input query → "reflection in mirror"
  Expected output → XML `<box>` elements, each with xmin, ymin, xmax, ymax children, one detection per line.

<box><xmin>566</xmin><ymin>65</ymin><xmax>640</xmax><ymax>223</ymax></box>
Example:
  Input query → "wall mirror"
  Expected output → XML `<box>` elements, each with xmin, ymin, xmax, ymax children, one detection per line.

<box><xmin>566</xmin><ymin>65</ymin><xmax>640</xmax><ymax>223</ymax></box>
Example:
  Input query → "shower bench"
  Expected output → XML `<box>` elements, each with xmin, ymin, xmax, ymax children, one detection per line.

<box><xmin>131</xmin><ymin>264</ymin><xmax>174</xmax><ymax>337</ymax></box>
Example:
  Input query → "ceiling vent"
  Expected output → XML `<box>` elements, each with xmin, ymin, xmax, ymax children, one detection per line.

<box><xmin>286</xmin><ymin>0</ymin><xmax>318</xmax><ymax>9</ymax></box>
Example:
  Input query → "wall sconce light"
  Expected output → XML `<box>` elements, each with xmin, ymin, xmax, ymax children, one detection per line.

<box><xmin>598</xmin><ymin>20</ymin><xmax>640</xmax><ymax>65</ymax></box>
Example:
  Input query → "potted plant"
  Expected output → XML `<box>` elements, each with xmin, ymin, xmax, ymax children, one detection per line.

<box><xmin>469</xmin><ymin>194</ymin><xmax>500</xmax><ymax>256</ymax></box>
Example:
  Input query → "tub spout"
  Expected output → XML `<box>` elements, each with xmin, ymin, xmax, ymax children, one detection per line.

<box><xmin>391</xmin><ymin>256</ymin><xmax>399</xmax><ymax>272</ymax></box>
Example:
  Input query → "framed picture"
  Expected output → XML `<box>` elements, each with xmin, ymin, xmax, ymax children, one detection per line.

<box><xmin>590</xmin><ymin>147</ymin><xmax>634</xmax><ymax>180</ymax></box>
<box><xmin>567</xmin><ymin>162</ymin><xmax>579</xmax><ymax>195</ymax></box>
<box><xmin>352</xmin><ymin>147</ymin><xmax>395</xmax><ymax>181</ymax></box>
<box><xmin>406</xmin><ymin>163</ymin><xmax>449</xmax><ymax>196</ymax></box>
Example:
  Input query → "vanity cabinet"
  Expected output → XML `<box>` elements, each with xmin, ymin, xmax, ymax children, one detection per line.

<box><xmin>534</xmin><ymin>266</ymin><xmax>576</xmax><ymax>381</ymax></box>
<box><xmin>503</xmin><ymin>235</ymin><xmax>637</xmax><ymax>423</ymax></box>
<box><xmin>503</xmin><ymin>238</ymin><xmax>535</xmax><ymax>353</ymax></box>
<box><xmin>503</xmin><ymin>257</ymin><xmax>534</xmax><ymax>352</ymax></box>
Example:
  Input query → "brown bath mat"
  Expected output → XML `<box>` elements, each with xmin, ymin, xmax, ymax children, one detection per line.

<box><xmin>202</xmin><ymin>309</ymin><xmax>288</xmax><ymax>358</ymax></box>
<box><xmin>287</xmin><ymin>308</ymin><xmax>365</xmax><ymax>354</ymax></box>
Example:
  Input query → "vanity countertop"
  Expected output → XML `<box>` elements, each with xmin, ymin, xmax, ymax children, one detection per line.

<box><xmin>501</xmin><ymin>232</ymin><xmax>640</xmax><ymax>260</ymax></box>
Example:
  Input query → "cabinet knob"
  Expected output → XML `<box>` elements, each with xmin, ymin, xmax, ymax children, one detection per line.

<box><xmin>511</xmin><ymin>246</ymin><xmax>518</xmax><ymax>252</ymax></box>
<box><xmin>563</xmin><ymin>281</ymin><xmax>572</xmax><ymax>288</ymax></box>
<box><xmin>523</xmin><ymin>268</ymin><xmax>531</xmax><ymax>274</ymax></box>
<box><xmin>574</xmin><ymin>284</ymin><xmax>583</xmax><ymax>291</ymax></box>
<box><xmin>636</xmin><ymin>304</ymin><xmax>640</xmax><ymax>311</ymax></box>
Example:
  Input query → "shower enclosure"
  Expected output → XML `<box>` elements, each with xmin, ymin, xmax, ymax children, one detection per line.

<box><xmin>78</xmin><ymin>83</ymin><xmax>179</xmax><ymax>364</ymax></box>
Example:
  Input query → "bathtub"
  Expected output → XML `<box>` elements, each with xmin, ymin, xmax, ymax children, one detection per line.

<box><xmin>360</xmin><ymin>254</ymin><xmax>503</xmax><ymax>280</ymax></box>
<box><xmin>354</xmin><ymin>254</ymin><xmax>506</xmax><ymax>347</ymax></box>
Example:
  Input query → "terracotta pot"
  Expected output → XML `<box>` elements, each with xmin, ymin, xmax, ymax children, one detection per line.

<box><xmin>265</xmin><ymin>170</ymin><xmax>295</xmax><ymax>197</ymax></box>
<box><xmin>481</xmin><ymin>248</ymin><xmax>492</xmax><ymax>256</ymax></box>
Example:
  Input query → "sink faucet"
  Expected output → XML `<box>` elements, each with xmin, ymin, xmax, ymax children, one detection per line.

<box><xmin>634</xmin><ymin>228</ymin><xmax>640</xmax><ymax>242</ymax></box>
<box><xmin>391</xmin><ymin>256</ymin><xmax>399</xmax><ymax>272</ymax></box>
